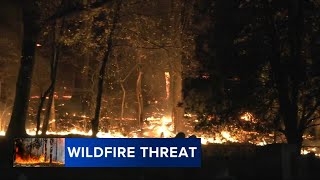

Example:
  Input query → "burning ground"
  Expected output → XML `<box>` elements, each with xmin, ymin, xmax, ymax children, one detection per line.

<box><xmin>14</xmin><ymin>138</ymin><xmax>65</xmax><ymax>167</ymax></box>
<box><xmin>2</xmin><ymin>112</ymin><xmax>320</xmax><ymax>158</ymax></box>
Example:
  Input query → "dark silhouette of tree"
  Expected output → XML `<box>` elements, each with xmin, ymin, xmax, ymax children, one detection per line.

<box><xmin>44</xmin><ymin>138</ymin><xmax>47</xmax><ymax>162</ymax></box>
<box><xmin>186</xmin><ymin>0</ymin><xmax>320</xmax><ymax>154</ymax></box>
<box><xmin>5</xmin><ymin>0</ymin><xmax>113</xmax><ymax>138</ymax></box>
<box><xmin>41</xmin><ymin>18</ymin><xmax>66</xmax><ymax>135</ymax></box>
<box><xmin>92</xmin><ymin>0</ymin><xmax>122</xmax><ymax>137</ymax></box>
<box><xmin>6</xmin><ymin>0</ymin><xmax>41</xmax><ymax>138</ymax></box>
<box><xmin>49</xmin><ymin>138</ymin><xmax>53</xmax><ymax>163</ymax></box>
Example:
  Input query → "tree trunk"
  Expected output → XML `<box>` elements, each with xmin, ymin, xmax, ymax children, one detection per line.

<box><xmin>0</xmin><ymin>87</ymin><xmax>2</xmax><ymax>130</ymax></box>
<box><xmin>0</xmin><ymin>81</ymin><xmax>2</xmax><ymax>102</ymax></box>
<box><xmin>120</xmin><ymin>82</ymin><xmax>126</xmax><ymax>126</ymax></box>
<box><xmin>6</xmin><ymin>1</ymin><xmax>40</xmax><ymax>138</ymax></box>
<box><xmin>29</xmin><ymin>138</ymin><xmax>33</xmax><ymax>156</ymax></box>
<box><xmin>117</xmin><ymin>62</ymin><xmax>137</xmax><ymax>129</ymax></box>
<box><xmin>212</xmin><ymin>0</ymin><xmax>237</xmax><ymax>117</ymax></box>
<box><xmin>136</xmin><ymin>64</ymin><xmax>143</xmax><ymax>130</ymax></box>
<box><xmin>268</xmin><ymin>0</ymin><xmax>304</xmax><ymax>156</ymax></box>
<box><xmin>36</xmin><ymin>93</ymin><xmax>47</xmax><ymax>135</ymax></box>
<box><xmin>55</xmin><ymin>138</ymin><xmax>58</xmax><ymax>161</ymax></box>
<box><xmin>42</xmin><ymin>88</ymin><xmax>55</xmax><ymax>135</ymax></box>
<box><xmin>284</xmin><ymin>0</ymin><xmax>304</xmax><ymax>156</ymax></box>
<box><xmin>92</xmin><ymin>1</ymin><xmax>122</xmax><ymax>137</ymax></box>
<box><xmin>171</xmin><ymin>72</ymin><xmax>183</xmax><ymax>133</ymax></box>
<box><xmin>51</xmin><ymin>98</ymin><xmax>56</xmax><ymax>130</ymax></box>
<box><xmin>86</xmin><ymin>54</ymin><xmax>98</xmax><ymax>130</ymax></box>
<box><xmin>42</xmin><ymin>20</ymin><xmax>60</xmax><ymax>135</ymax></box>
<box><xmin>42</xmin><ymin>138</ymin><xmax>44</xmax><ymax>154</ymax></box>
<box><xmin>49</xmin><ymin>138</ymin><xmax>53</xmax><ymax>163</ymax></box>
<box><xmin>92</xmin><ymin>53</ymin><xmax>107</xmax><ymax>137</ymax></box>
<box><xmin>44</xmin><ymin>138</ymin><xmax>47</xmax><ymax>162</ymax></box>
<box><xmin>164</xmin><ymin>72</ymin><xmax>171</xmax><ymax>118</ymax></box>
<box><xmin>169</xmin><ymin>0</ymin><xmax>184</xmax><ymax>133</ymax></box>
<box><xmin>42</xmin><ymin>90</ymin><xmax>54</xmax><ymax>134</ymax></box>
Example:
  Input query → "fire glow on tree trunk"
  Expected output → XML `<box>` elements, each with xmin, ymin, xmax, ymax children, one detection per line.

<box><xmin>136</xmin><ymin>63</ymin><xmax>143</xmax><ymax>130</ymax></box>
<box><xmin>165</xmin><ymin>72</ymin><xmax>170</xmax><ymax>100</ymax></box>
<box><xmin>120</xmin><ymin>82</ymin><xmax>126</xmax><ymax>126</ymax></box>
<box><xmin>169</xmin><ymin>0</ymin><xmax>184</xmax><ymax>133</ymax></box>
<box><xmin>117</xmin><ymin>62</ymin><xmax>138</xmax><ymax>128</ymax></box>
<box><xmin>51</xmin><ymin>98</ymin><xmax>56</xmax><ymax>131</ymax></box>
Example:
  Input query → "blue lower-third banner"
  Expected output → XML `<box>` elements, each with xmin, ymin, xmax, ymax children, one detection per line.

<box><xmin>65</xmin><ymin>138</ymin><xmax>201</xmax><ymax>167</ymax></box>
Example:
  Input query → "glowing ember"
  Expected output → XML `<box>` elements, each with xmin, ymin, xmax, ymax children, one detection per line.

<box><xmin>30</xmin><ymin>96</ymin><xmax>40</xmax><ymax>99</ymax></box>
<box><xmin>240</xmin><ymin>112</ymin><xmax>256</xmax><ymax>123</ymax></box>
<box><xmin>143</xmin><ymin>116</ymin><xmax>174</xmax><ymax>138</ymax></box>
<box><xmin>255</xmin><ymin>139</ymin><xmax>267</xmax><ymax>146</ymax></box>
<box><xmin>21</xmin><ymin>116</ymin><xmax>277</xmax><ymax>146</ymax></box>
<box><xmin>26</xmin><ymin>128</ymin><xmax>127</xmax><ymax>138</ymax></box>
<box><xmin>97</xmin><ymin>131</ymin><xmax>126</xmax><ymax>138</ymax></box>
<box><xmin>62</xmin><ymin>95</ymin><xmax>72</xmax><ymax>99</ymax></box>
<box><xmin>156</xmin><ymin>116</ymin><xmax>174</xmax><ymax>137</ymax></box>
<box><xmin>0</xmin><ymin>111</ymin><xmax>318</xmax><ymax>159</ymax></box>
<box><xmin>24</xmin><ymin>116</ymin><xmax>175</xmax><ymax>138</ymax></box>
<box><xmin>221</xmin><ymin>131</ymin><xmax>238</xmax><ymax>143</ymax></box>
<box><xmin>200</xmin><ymin>135</ymin><xmax>225</xmax><ymax>144</ymax></box>
<box><xmin>301</xmin><ymin>147</ymin><xmax>320</xmax><ymax>157</ymax></box>
<box><xmin>196</xmin><ymin>128</ymin><xmax>276</xmax><ymax>146</ymax></box>
<box><xmin>21</xmin><ymin>124</ymin><xmax>280</xmax><ymax>147</ymax></box>
<box><xmin>198</xmin><ymin>131</ymin><xmax>239</xmax><ymax>145</ymax></box>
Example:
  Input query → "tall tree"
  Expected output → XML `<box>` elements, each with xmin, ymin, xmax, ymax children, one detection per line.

<box><xmin>92</xmin><ymin>0</ymin><xmax>122</xmax><ymax>137</ymax></box>
<box><xmin>6</xmin><ymin>0</ymin><xmax>41</xmax><ymax>138</ymax></box>
<box><xmin>167</xmin><ymin>0</ymin><xmax>189</xmax><ymax>133</ymax></box>
<box><xmin>42</xmin><ymin>18</ymin><xmax>64</xmax><ymax>135</ymax></box>
<box><xmin>5</xmin><ymin>0</ymin><xmax>111</xmax><ymax>138</ymax></box>
<box><xmin>49</xmin><ymin>138</ymin><xmax>53</xmax><ymax>163</ymax></box>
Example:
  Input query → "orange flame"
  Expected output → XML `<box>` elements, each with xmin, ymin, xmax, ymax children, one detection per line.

<box><xmin>240</xmin><ymin>112</ymin><xmax>256</xmax><ymax>123</ymax></box>
<box><xmin>15</xmin><ymin>154</ymin><xmax>46</xmax><ymax>164</ymax></box>
<box><xmin>165</xmin><ymin>72</ymin><xmax>170</xmax><ymax>100</ymax></box>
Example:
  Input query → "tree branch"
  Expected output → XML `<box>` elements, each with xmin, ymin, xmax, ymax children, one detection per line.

<box><xmin>44</xmin><ymin>0</ymin><xmax>112</xmax><ymax>24</ymax></box>
<box><xmin>305</xmin><ymin>123</ymin><xmax>320</xmax><ymax>129</ymax></box>
<box><xmin>121</xmin><ymin>64</ymin><xmax>139</xmax><ymax>82</ymax></box>
<box><xmin>303</xmin><ymin>101</ymin><xmax>320</xmax><ymax>122</ymax></box>
<box><xmin>120</xmin><ymin>27</ymin><xmax>182</xmax><ymax>53</ymax></box>
<box><xmin>305</xmin><ymin>116</ymin><xmax>320</xmax><ymax>127</ymax></box>
<box><xmin>113</xmin><ymin>43</ymin><xmax>179</xmax><ymax>50</ymax></box>
<box><xmin>278</xmin><ymin>128</ymin><xmax>285</xmax><ymax>134</ymax></box>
